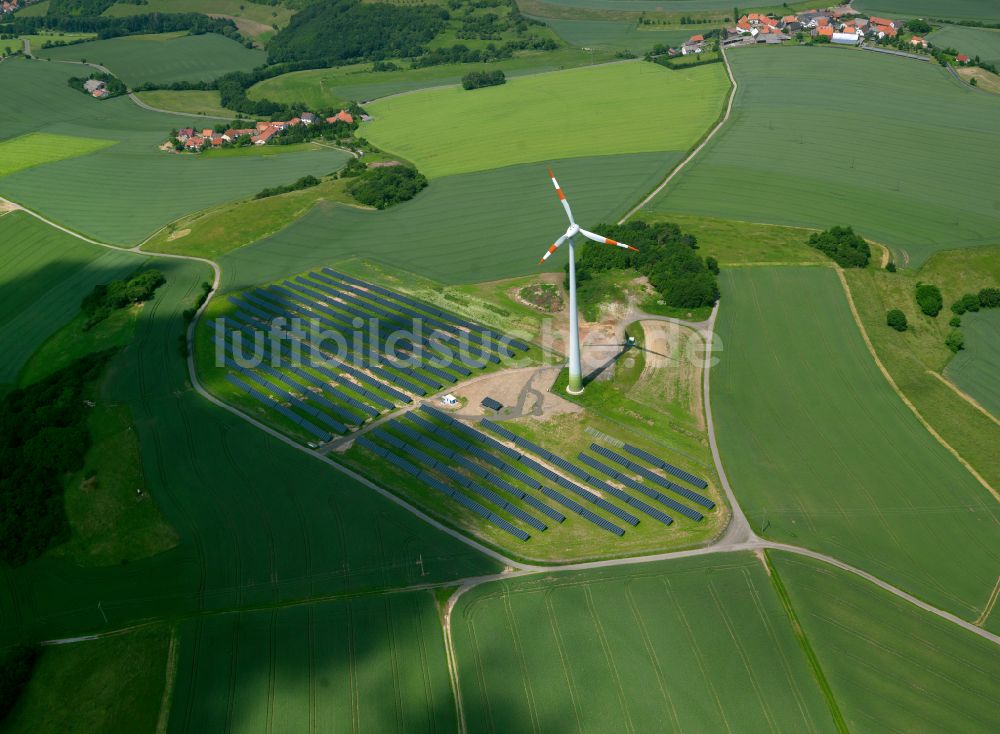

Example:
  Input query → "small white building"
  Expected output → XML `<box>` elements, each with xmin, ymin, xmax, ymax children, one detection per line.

<box><xmin>441</xmin><ymin>394</ymin><xmax>458</xmax><ymax>406</ymax></box>
<box><xmin>831</xmin><ymin>32</ymin><xmax>861</xmax><ymax>46</ymax></box>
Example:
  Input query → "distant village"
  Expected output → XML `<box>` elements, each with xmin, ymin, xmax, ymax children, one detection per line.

<box><xmin>164</xmin><ymin>110</ymin><xmax>366</xmax><ymax>152</ymax></box>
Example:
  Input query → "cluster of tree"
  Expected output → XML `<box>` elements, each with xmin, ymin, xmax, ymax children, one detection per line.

<box><xmin>886</xmin><ymin>309</ymin><xmax>908</xmax><ymax>332</ymax></box>
<box><xmin>462</xmin><ymin>69</ymin><xmax>505</xmax><ymax>89</ymax></box>
<box><xmin>67</xmin><ymin>71</ymin><xmax>125</xmax><ymax>98</ymax></box>
<box><xmin>255</xmin><ymin>174</ymin><xmax>321</xmax><ymax>199</ymax></box>
<box><xmin>906</xmin><ymin>18</ymin><xmax>932</xmax><ymax>34</ymax></box>
<box><xmin>273</xmin><ymin>115</ymin><xmax>359</xmax><ymax>145</ymax></box>
<box><xmin>807</xmin><ymin>226</ymin><xmax>871</xmax><ymax>268</ymax></box>
<box><xmin>371</xmin><ymin>60</ymin><xmax>399</xmax><ymax>72</ymax></box>
<box><xmin>3</xmin><ymin>12</ymin><xmax>240</xmax><ymax>42</ymax></box>
<box><xmin>915</xmin><ymin>282</ymin><xmax>943</xmax><ymax>316</ymax></box>
<box><xmin>410</xmin><ymin>36</ymin><xmax>556</xmax><ymax>68</ymax></box>
<box><xmin>946</xmin><ymin>287</ymin><xmax>1000</xmax><ymax>350</ymax></box>
<box><xmin>81</xmin><ymin>269</ymin><xmax>165</xmax><ymax>329</ymax></box>
<box><xmin>347</xmin><ymin>165</ymin><xmax>428</xmax><ymax>209</ymax></box>
<box><xmin>266</xmin><ymin>0</ymin><xmax>448</xmax><ymax>65</ymax></box>
<box><xmin>0</xmin><ymin>645</ymin><xmax>38</xmax><ymax>722</ymax></box>
<box><xmin>0</xmin><ymin>350</ymin><xmax>116</xmax><ymax>566</ymax></box>
<box><xmin>182</xmin><ymin>281</ymin><xmax>214</xmax><ymax>324</ymax></box>
<box><xmin>574</xmin><ymin>220</ymin><xmax>720</xmax><ymax>308</ymax></box>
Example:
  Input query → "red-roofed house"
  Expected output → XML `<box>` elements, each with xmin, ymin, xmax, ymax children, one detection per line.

<box><xmin>871</xmin><ymin>22</ymin><xmax>897</xmax><ymax>38</ymax></box>
<box><xmin>201</xmin><ymin>128</ymin><xmax>213</xmax><ymax>138</ymax></box>
<box><xmin>957</xmin><ymin>54</ymin><xmax>970</xmax><ymax>64</ymax></box>
<box><xmin>185</xmin><ymin>136</ymin><xmax>204</xmax><ymax>150</ymax></box>
<box><xmin>816</xmin><ymin>25</ymin><xmax>834</xmax><ymax>38</ymax></box>
<box><xmin>210</xmin><ymin>136</ymin><xmax>223</xmax><ymax>147</ymax></box>
<box><xmin>256</xmin><ymin>121</ymin><xmax>271</xmax><ymax>132</ymax></box>
<box><xmin>910</xmin><ymin>36</ymin><xmax>928</xmax><ymax>48</ymax></box>
<box><xmin>869</xmin><ymin>16</ymin><xmax>896</xmax><ymax>29</ymax></box>
<box><xmin>327</xmin><ymin>110</ymin><xmax>354</xmax><ymax>124</ymax></box>
<box><xmin>251</xmin><ymin>126</ymin><xmax>279</xmax><ymax>145</ymax></box>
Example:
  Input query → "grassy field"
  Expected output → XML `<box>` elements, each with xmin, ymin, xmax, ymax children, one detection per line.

<box><xmin>713</xmin><ymin>266</ymin><xmax>1000</xmax><ymax>621</ymax></box>
<box><xmin>945</xmin><ymin>310</ymin><xmax>1000</xmax><ymax>419</ymax></box>
<box><xmin>0</xmin><ymin>212</ymin><xmax>141</xmax><ymax>386</ymax></box>
<box><xmin>134</xmin><ymin>89</ymin><xmax>233</xmax><ymax>118</ymax></box>
<box><xmin>168</xmin><ymin>591</ymin><xmax>454</xmax><ymax>733</ymax></box>
<box><xmin>538</xmin><ymin>18</ymin><xmax>693</xmax><ymax>52</ymax></box>
<box><xmin>0</xmin><ymin>256</ymin><xmax>500</xmax><ymax>648</ymax></box>
<box><xmin>39</xmin><ymin>32</ymin><xmax>266</xmax><ymax>87</ymax></box>
<box><xmin>772</xmin><ymin>551</ymin><xmax>1000</xmax><ymax>731</ymax></box>
<box><xmin>650</xmin><ymin>45</ymin><xmax>1000</xmax><ymax>267</ymax></box>
<box><xmin>928</xmin><ymin>24</ymin><xmax>1000</xmax><ymax>65</ymax></box>
<box><xmin>103</xmin><ymin>0</ymin><xmax>295</xmax><ymax>28</ymax></box>
<box><xmin>854</xmin><ymin>0</ymin><xmax>1000</xmax><ymax>22</ymax></box>
<box><xmin>958</xmin><ymin>65</ymin><xmax>1000</xmax><ymax>94</ymax></box>
<box><xmin>844</xmin><ymin>245</ymin><xmax>1000</xmax><ymax>492</ymax></box>
<box><xmin>363</xmin><ymin>61</ymin><xmax>729</xmax><ymax>178</ymax></box>
<box><xmin>248</xmin><ymin>47</ymin><xmax>614</xmax><ymax>109</ymax></box>
<box><xmin>0</xmin><ymin>627</ymin><xmax>171</xmax><ymax>734</ymax></box>
<box><xmin>17</xmin><ymin>31</ymin><xmax>97</xmax><ymax>53</ymax></box>
<box><xmin>453</xmin><ymin>553</ymin><xmax>835</xmax><ymax>733</ymax></box>
<box><xmin>0</xmin><ymin>132</ymin><xmax>115</xmax><ymax>177</ymax></box>
<box><xmin>0</xmin><ymin>59</ymin><xmax>351</xmax><ymax>245</ymax></box>
<box><xmin>11</xmin><ymin>0</ymin><xmax>47</xmax><ymax>15</ymax></box>
<box><xmin>218</xmin><ymin>152</ymin><xmax>678</xmax><ymax>290</ymax></box>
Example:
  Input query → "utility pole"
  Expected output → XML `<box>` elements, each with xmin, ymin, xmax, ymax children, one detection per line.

<box><xmin>98</xmin><ymin>601</ymin><xmax>108</xmax><ymax>625</ymax></box>
<box><xmin>416</xmin><ymin>555</ymin><xmax>428</xmax><ymax>577</ymax></box>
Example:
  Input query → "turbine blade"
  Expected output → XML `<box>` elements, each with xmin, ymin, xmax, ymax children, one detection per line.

<box><xmin>579</xmin><ymin>229</ymin><xmax>638</xmax><ymax>251</ymax></box>
<box><xmin>539</xmin><ymin>235</ymin><xmax>568</xmax><ymax>263</ymax></box>
<box><xmin>547</xmin><ymin>166</ymin><xmax>575</xmax><ymax>225</ymax></box>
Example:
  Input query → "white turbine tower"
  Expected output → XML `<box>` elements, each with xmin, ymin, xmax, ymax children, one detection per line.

<box><xmin>540</xmin><ymin>167</ymin><xmax>637</xmax><ymax>394</ymax></box>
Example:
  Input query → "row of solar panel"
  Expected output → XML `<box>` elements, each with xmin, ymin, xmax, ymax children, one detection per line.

<box><xmin>226</xmin><ymin>373</ymin><xmax>332</xmax><ymax>442</ymax></box>
<box><xmin>322</xmin><ymin>268</ymin><xmax>530</xmax><ymax>352</ymax></box>
<box><xmin>576</xmin><ymin>454</ymin><xmax>679</xmax><ymax>525</ymax></box>
<box><xmin>233</xmin><ymin>289</ymin><xmax>431</xmax><ymax>397</ymax></box>
<box><xmin>541</xmin><ymin>487</ymin><xmax>624</xmax><ymax>537</ymax></box>
<box><xmin>579</xmin><ymin>452</ymin><xmax>701</xmax><ymax>522</ymax></box>
<box><xmin>593</xmin><ymin>443</ymin><xmax>714</xmax><ymax>510</ymax></box>
<box><xmin>622</xmin><ymin>443</ymin><xmax>709</xmax><ymax>490</ymax></box>
<box><xmin>308</xmin><ymin>271</ymin><xmax>502</xmax><ymax>367</ymax></box>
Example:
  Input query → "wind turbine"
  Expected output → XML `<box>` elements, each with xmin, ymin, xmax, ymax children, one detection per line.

<box><xmin>540</xmin><ymin>167</ymin><xmax>637</xmax><ymax>394</ymax></box>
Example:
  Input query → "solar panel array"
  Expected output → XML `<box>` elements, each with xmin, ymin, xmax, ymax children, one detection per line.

<box><xmin>593</xmin><ymin>443</ymin><xmax>714</xmax><ymax>510</ymax></box>
<box><xmin>541</xmin><ymin>487</ymin><xmax>624</xmax><ymax>536</ymax></box>
<box><xmin>225</xmin><ymin>374</ymin><xmax>332</xmax><ymax>442</ymax></box>
<box><xmin>622</xmin><ymin>443</ymin><xmax>709</xmax><ymax>490</ymax></box>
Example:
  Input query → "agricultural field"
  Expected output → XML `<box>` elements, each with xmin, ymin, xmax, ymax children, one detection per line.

<box><xmin>712</xmin><ymin>266</ymin><xmax>1000</xmax><ymax>621</ymax></box>
<box><xmin>38</xmin><ymin>32</ymin><xmax>266</xmax><ymax>87</ymax></box>
<box><xmin>133</xmin><ymin>89</ymin><xmax>233</xmax><ymax>118</ymax></box>
<box><xmin>0</xmin><ymin>61</ymin><xmax>350</xmax><ymax>245</ymax></box>
<box><xmin>649</xmin><ymin>45</ymin><xmax>1000</xmax><ymax>267</ymax></box>
<box><xmin>539</xmin><ymin>17</ymin><xmax>693</xmax><ymax>52</ymax></box>
<box><xmin>247</xmin><ymin>47</ymin><xmax>613</xmax><ymax>109</ymax></box>
<box><xmin>0</xmin><ymin>211</ymin><xmax>141</xmax><ymax>386</ymax></box>
<box><xmin>102</xmin><ymin>0</ymin><xmax>295</xmax><ymax>28</ymax></box>
<box><xmin>945</xmin><ymin>310</ymin><xmax>1000</xmax><ymax>420</ymax></box>
<box><xmin>167</xmin><ymin>591</ymin><xmax>455</xmax><ymax>733</ymax></box>
<box><xmin>927</xmin><ymin>24</ymin><xmax>1000</xmax><ymax>66</ymax></box>
<box><xmin>853</xmin><ymin>0</ymin><xmax>1000</xmax><ymax>22</ymax></box>
<box><xmin>772</xmin><ymin>551</ymin><xmax>1000</xmax><ymax>729</ymax></box>
<box><xmin>452</xmin><ymin>553</ymin><xmax>835</xmax><ymax>733</ymax></box>
<box><xmin>0</xmin><ymin>627</ymin><xmax>171</xmax><ymax>734</ymax></box>
<box><xmin>0</xmin><ymin>258</ymin><xmax>500</xmax><ymax>647</ymax></box>
<box><xmin>0</xmin><ymin>132</ymin><xmax>115</xmax><ymax>180</ymax></box>
<box><xmin>363</xmin><ymin>61</ymin><xmax>729</xmax><ymax>178</ymax></box>
<box><xmin>219</xmin><ymin>152</ymin><xmax>678</xmax><ymax>289</ymax></box>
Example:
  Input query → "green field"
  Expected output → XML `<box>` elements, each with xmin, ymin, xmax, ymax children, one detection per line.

<box><xmin>0</xmin><ymin>131</ymin><xmax>115</xmax><ymax>178</ymax></box>
<box><xmin>134</xmin><ymin>89</ymin><xmax>233</xmax><ymax>118</ymax></box>
<box><xmin>168</xmin><ymin>591</ymin><xmax>454</xmax><ymax>732</ymax></box>
<box><xmin>453</xmin><ymin>553</ymin><xmax>836</xmax><ymax>733</ymax></box>
<box><xmin>0</xmin><ymin>61</ymin><xmax>350</xmax><ymax>245</ymax></box>
<box><xmin>11</xmin><ymin>0</ymin><xmax>48</xmax><ymax>15</ymax></box>
<box><xmin>102</xmin><ymin>0</ymin><xmax>295</xmax><ymax>27</ymax></box>
<box><xmin>0</xmin><ymin>256</ymin><xmax>499</xmax><ymax>647</ymax></box>
<box><xmin>39</xmin><ymin>32</ymin><xmax>266</xmax><ymax>87</ymax></box>
<box><xmin>537</xmin><ymin>17</ymin><xmax>693</xmax><ymax>52</ymax></box>
<box><xmin>248</xmin><ymin>47</ymin><xmax>614</xmax><ymax>109</ymax></box>
<box><xmin>946</xmin><ymin>310</ymin><xmax>1000</xmax><ymax>419</ymax></box>
<box><xmin>854</xmin><ymin>0</ymin><xmax>1000</xmax><ymax>22</ymax></box>
<box><xmin>713</xmin><ymin>266</ymin><xmax>1000</xmax><ymax>621</ymax></box>
<box><xmin>219</xmin><ymin>152</ymin><xmax>678</xmax><ymax>289</ymax></box>
<box><xmin>772</xmin><ymin>551</ymin><xmax>1000</xmax><ymax>731</ymax></box>
<box><xmin>0</xmin><ymin>211</ymin><xmax>141</xmax><ymax>385</ymax></box>
<box><xmin>650</xmin><ymin>46</ymin><xmax>1000</xmax><ymax>267</ymax></box>
<box><xmin>928</xmin><ymin>24</ymin><xmax>1000</xmax><ymax>65</ymax></box>
<box><xmin>363</xmin><ymin>61</ymin><xmax>729</xmax><ymax>178</ymax></box>
<box><xmin>0</xmin><ymin>628</ymin><xmax>171</xmax><ymax>734</ymax></box>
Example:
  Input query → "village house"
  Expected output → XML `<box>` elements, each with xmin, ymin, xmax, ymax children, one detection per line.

<box><xmin>251</xmin><ymin>126</ymin><xmax>280</xmax><ymax>145</ymax></box>
<box><xmin>301</xmin><ymin>112</ymin><xmax>316</xmax><ymax>124</ymax></box>
<box><xmin>1</xmin><ymin>1</ymin><xmax>21</xmax><ymax>15</ymax></box>
<box><xmin>910</xmin><ymin>36</ymin><xmax>929</xmax><ymax>49</ymax></box>
<box><xmin>681</xmin><ymin>34</ymin><xmax>705</xmax><ymax>55</ymax></box>
<box><xmin>327</xmin><ymin>110</ymin><xmax>354</xmax><ymax>124</ymax></box>
<box><xmin>957</xmin><ymin>54</ymin><xmax>970</xmax><ymax>64</ymax></box>
<box><xmin>184</xmin><ymin>136</ymin><xmax>204</xmax><ymax>151</ymax></box>
<box><xmin>177</xmin><ymin>127</ymin><xmax>194</xmax><ymax>141</ymax></box>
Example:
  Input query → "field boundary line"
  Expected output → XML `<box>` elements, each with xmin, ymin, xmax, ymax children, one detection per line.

<box><xmin>617</xmin><ymin>48</ymin><xmax>737</xmax><ymax>224</ymax></box>
<box><xmin>974</xmin><ymin>576</ymin><xmax>1000</xmax><ymax>627</ymax></box>
<box><xmin>927</xmin><ymin>369</ymin><xmax>1000</xmax><ymax>430</ymax></box>
<box><xmin>836</xmin><ymin>269</ymin><xmax>1000</xmax><ymax>505</ymax></box>
<box><xmin>155</xmin><ymin>626</ymin><xmax>180</xmax><ymax>734</ymax></box>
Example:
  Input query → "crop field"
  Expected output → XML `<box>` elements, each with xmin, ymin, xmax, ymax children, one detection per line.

<box><xmin>539</xmin><ymin>18</ymin><xmax>692</xmax><ymax>52</ymax></box>
<box><xmin>248</xmin><ymin>47</ymin><xmax>612</xmax><ymax>109</ymax></box>
<box><xmin>133</xmin><ymin>89</ymin><xmax>233</xmax><ymax>118</ymax></box>
<box><xmin>0</xmin><ymin>56</ymin><xmax>351</xmax><ymax>245</ymax></box>
<box><xmin>772</xmin><ymin>551</ymin><xmax>1000</xmax><ymax>730</ymax></box>
<box><xmin>712</xmin><ymin>266</ymin><xmax>1000</xmax><ymax>621</ymax></box>
<box><xmin>39</xmin><ymin>32</ymin><xmax>266</xmax><ymax>87</ymax></box>
<box><xmin>0</xmin><ymin>211</ymin><xmax>141</xmax><ymax>385</ymax></box>
<box><xmin>649</xmin><ymin>46</ymin><xmax>1000</xmax><ymax>267</ymax></box>
<box><xmin>945</xmin><ymin>310</ymin><xmax>1000</xmax><ymax>420</ymax></box>
<box><xmin>853</xmin><ymin>0</ymin><xmax>1000</xmax><ymax>22</ymax></box>
<box><xmin>102</xmin><ymin>0</ymin><xmax>295</xmax><ymax>28</ymax></box>
<box><xmin>928</xmin><ymin>24</ymin><xmax>1000</xmax><ymax>66</ymax></box>
<box><xmin>453</xmin><ymin>553</ymin><xmax>835</xmax><ymax>733</ymax></box>
<box><xmin>363</xmin><ymin>61</ymin><xmax>729</xmax><ymax>178</ymax></box>
<box><xmin>220</xmin><ymin>152</ymin><xmax>678</xmax><ymax>288</ymax></box>
<box><xmin>168</xmin><ymin>591</ymin><xmax>454</xmax><ymax>733</ymax></box>
<box><xmin>0</xmin><ymin>132</ymin><xmax>116</xmax><ymax>178</ymax></box>
<box><xmin>0</xmin><ymin>257</ymin><xmax>499</xmax><ymax>647</ymax></box>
